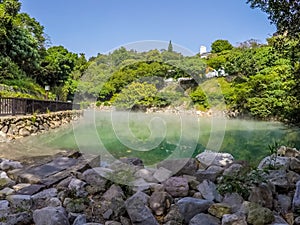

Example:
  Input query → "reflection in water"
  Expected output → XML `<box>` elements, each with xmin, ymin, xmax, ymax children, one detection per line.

<box><xmin>1</xmin><ymin>111</ymin><xmax>300</xmax><ymax>166</ymax></box>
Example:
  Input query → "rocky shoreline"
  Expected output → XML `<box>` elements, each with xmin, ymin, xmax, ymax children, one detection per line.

<box><xmin>0</xmin><ymin>148</ymin><xmax>300</xmax><ymax>224</ymax></box>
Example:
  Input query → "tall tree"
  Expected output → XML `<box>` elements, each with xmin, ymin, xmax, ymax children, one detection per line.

<box><xmin>211</xmin><ymin>40</ymin><xmax>233</xmax><ymax>53</ymax></box>
<box><xmin>246</xmin><ymin>0</ymin><xmax>300</xmax><ymax>36</ymax></box>
<box><xmin>168</xmin><ymin>40</ymin><xmax>173</xmax><ymax>52</ymax></box>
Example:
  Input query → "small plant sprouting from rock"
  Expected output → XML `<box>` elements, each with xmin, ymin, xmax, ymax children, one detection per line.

<box><xmin>267</xmin><ymin>141</ymin><xmax>281</xmax><ymax>170</ymax></box>
<box><xmin>217</xmin><ymin>168</ymin><xmax>266</xmax><ymax>199</ymax></box>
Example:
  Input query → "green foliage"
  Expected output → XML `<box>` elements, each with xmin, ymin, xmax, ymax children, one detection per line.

<box><xmin>211</xmin><ymin>39</ymin><xmax>233</xmax><ymax>53</ymax></box>
<box><xmin>168</xmin><ymin>40</ymin><xmax>173</xmax><ymax>52</ymax></box>
<box><xmin>113</xmin><ymin>82</ymin><xmax>158</xmax><ymax>110</ymax></box>
<box><xmin>189</xmin><ymin>87</ymin><xmax>209</xmax><ymax>109</ymax></box>
<box><xmin>247</xmin><ymin>0</ymin><xmax>300</xmax><ymax>37</ymax></box>
<box><xmin>217</xmin><ymin>168</ymin><xmax>266</xmax><ymax>199</ymax></box>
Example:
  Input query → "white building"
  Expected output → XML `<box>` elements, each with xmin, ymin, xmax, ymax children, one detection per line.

<box><xmin>200</xmin><ymin>45</ymin><xmax>207</xmax><ymax>55</ymax></box>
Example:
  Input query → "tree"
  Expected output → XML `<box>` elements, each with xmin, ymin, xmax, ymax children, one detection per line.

<box><xmin>168</xmin><ymin>40</ymin><xmax>173</xmax><ymax>52</ymax></box>
<box><xmin>211</xmin><ymin>40</ymin><xmax>233</xmax><ymax>53</ymax></box>
<box><xmin>246</xmin><ymin>0</ymin><xmax>300</xmax><ymax>37</ymax></box>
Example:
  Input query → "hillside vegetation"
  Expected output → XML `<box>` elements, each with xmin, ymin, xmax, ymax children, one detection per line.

<box><xmin>0</xmin><ymin>0</ymin><xmax>299</xmax><ymax>125</ymax></box>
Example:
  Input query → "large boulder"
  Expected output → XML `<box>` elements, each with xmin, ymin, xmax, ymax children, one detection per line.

<box><xmin>33</xmin><ymin>206</ymin><xmax>70</xmax><ymax>225</ymax></box>
<box><xmin>177</xmin><ymin>197</ymin><xmax>213</xmax><ymax>223</ymax></box>
<box><xmin>197</xmin><ymin>180</ymin><xmax>222</xmax><ymax>202</ymax></box>
<box><xmin>196</xmin><ymin>151</ymin><xmax>234</xmax><ymax>168</ymax></box>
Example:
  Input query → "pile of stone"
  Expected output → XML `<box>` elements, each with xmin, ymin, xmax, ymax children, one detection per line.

<box><xmin>0</xmin><ymin>148</ymin><xmax>300</xmax><ymax>225</ymax></box>
<box><xmin>0</xmin><ymin>110</ymin><xmax>82</xmax><ymax>141</ymax></box>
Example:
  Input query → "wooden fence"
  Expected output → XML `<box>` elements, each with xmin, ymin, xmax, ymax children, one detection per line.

<box><xmin>0</xmin><ymin>97</ymin><xmax>80</xmax><ymax>116</ymax></box>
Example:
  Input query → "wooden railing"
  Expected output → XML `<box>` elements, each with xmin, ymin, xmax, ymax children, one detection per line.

<box><xmin>0</xmin><ymin>97</ymin><xmax>80</xmax><ymax>116</ymax></box>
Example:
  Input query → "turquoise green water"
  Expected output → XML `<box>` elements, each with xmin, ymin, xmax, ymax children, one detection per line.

<box><xmin>27</xmin><ymin>111</ymin><xmax>300</xmax><ymax>166</ymax></box>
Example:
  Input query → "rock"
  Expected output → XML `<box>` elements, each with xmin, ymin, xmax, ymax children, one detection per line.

<box><xmin>208</xmin><ymin>203</ymin><xmax>231</xmax><ymax>218</ymax></box>
<box><xmin>266</xmin><ymin>170</ymin><xmax>290</xmax><ymax>190</ymax></box>
<box><xmin>163</xmin><ymin>204</ymin><xmax>184</xmax><ymax>224</ymax></box>
<box><xmin>149</xmin><ymin>191</ymin><xmax>172</xmax><ymax>216</ymax></box>
<box><xmin>248</xmin><ymin>183</ymin><xmax>274</xmax><ymax>208</ymax></box>
<box><xmin>164</xmin><ymin>177</ymin><xmax>189</xmax><ymax>197</ymax></box>
<box><xmin>189</xmin><ymin>213</ymin><xmax>220</xmax><ymax>225</ymax></box>
<box><xmin>222</xmin><ymin>193</ymin><xmax>244</xmax><ymax>213</ymax></box>
<box><xmin>0</xmin><ymin>177</ymin><xmax>15</xmax><ymax>189</ymax></box>
<box><xmin>177</xmin><ymin>197</ymin><xmax>213</xmax><ymax>223</ymax></box>
<box><xmin>0</xmin><ymin>200</ymin><xmax>9</xmax><ymax>217</ymax></box>
<box><xmin>82</xmin><ymin>168</ymin><xmax>108</xmax><ymax>191</ymax></box>
<box><xmin>0</xmin><ymin>159</ymin><xmax>22</xmax><ymax>171</ymax></box>
<box><xmin>119</xmin><ymin>157</ymin><xmax>144</xmax><ymax>168</ymax></box>
<box><xmin>150</xmin><ymin>183</ymin><xmax>165</xmax><ymax>192</ymax></box>
<box><xmin>16</xmin><ymin>184</ymin><xmax>45</xmax><ymax>195</ymax></box>
<box><xmin>223</xmin><ymin>164</ymin><xmax>243</xmax><ymax>176</ymax></box>
<box><xmin>73</xmin><ymin>214</ymin><xmax>87</xmax><ymax>225</ymax></box>
<box><xmin>293</xmin><ymin>180</ymin><xmax>300</xmax><ymax>213</ymax></box>
<box><xmin>33</xmin><ymin>206</ymin><xmax>70</xmax><ymax>225</ymax></box>
<box><xmin>68</xmin><ymin>178</ymin><xmax>86</xmax><ymax>197</ymax></box>
<box><xmin>120</xmin><ymin>216</ymin><xmax>131</xmax><ymax>225</ymax></box>
<box><xmin>135</xmin><ymin>169</ymin><xmax>157</xmax><ymax>183</ymax></box>
<box><xmin>247</xmin><ymin>203</ymin><xmax>275</xmax><ymax>225</ymax></box>
<box><xmin>290</xmin><ymin>157</ymin><xmax>300</xmax><ymax>173</ymax></box>
<box><xmin>221</xmin><ymin>213</ymin><xmax>247</xmax><ymax>225</ymax></box>
<box><xmin>19</xmin><ymin>127</ymin><xmax>31</xmax><ymax>137</ymax></box>
<box><xmin>125</xmin><ymin>192</ymin><xmax>159</xmax><ymax>225</ymax></box>
<box><xmin>197</xmin><ymin>180</ymin><xmax>222</xmax><ymax>202</ymax></box>
<box><xmin>295</xmin><ymin>216</ymin><xmax>300</xmax><ymax>225</ymax></box>
<box><xmin>6</xmin><ymin>194</ymin><xmax>32</xmax><ymax>210</ymax></box>
<box><xmin>105</xmin><ymin>222</ymin><xmax>121</xmax><ymax>225</ymax></box>
<box><xmin>271</xmin><ymin>215</ymin><xmax>289</xmax><ymax>225</ymax></box>
<box><xmin>157</xmin><ymin>158</ymin><xmax>198</xmax><ymax>176</ymax></box>
<box><xmin>196</xmin><ymin>165</ymin><xmax>224</xmax><ymax>182</ymax></box>
<box><xmin>47</xmin><ymin>197</ymin><xmax>62</xmax><ymax>207</ymax></box>
<box><xmin>102</xmin><ymin>184</ymin><xmax>125</xmax><ymax>201</ymax></box>
<box><xmin>153</xmin><ymin>167</ymin><xmax>173</xmax><ymax>182</ymax></box>
<box><xmin>6</xmin><ymin>212</ymin><xmax>33</xmax><ymax>225</ymax></box>
<box><xmin>286</xmin><ymin>170</ymin><xmax>300</xmax><ymax>187</ymax></box>
<box><xmin>275</xmin><ymin>194</ymin><xmax>291</xmax><ymax>214</ymax></box>
<box><xmin>196</xmin><ymin>151</ymin><xmax>234</xmax><ymax>168</ymax></box>
<box><xmin>0</xmin><ymin>187</ymin><xmax>14</xmax><ymax>197</ymax></box>
<box><xmin>258</xmin><ymin>156</ymin><xmax>290</xmax><ymax>170</ymax></box>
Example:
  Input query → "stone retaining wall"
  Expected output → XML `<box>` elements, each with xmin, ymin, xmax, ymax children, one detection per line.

<box><xmin>0</xmin><ymin>110</ymin><xmax>83</xmax><ymax>140</ymax></box>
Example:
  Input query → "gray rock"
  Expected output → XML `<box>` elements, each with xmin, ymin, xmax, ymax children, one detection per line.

<box><xmin>248</xmin><ymin>183</ymin><xmax>274</xmax><ymax>208</ymax></box>
<box><xmin>149</xmin><ymin>191</ymin><xmax>173</xmax><ymax>216</ymax></box>
<box><xmin>19</xmin><ymin>127</ymin><xmax>31</xmax><ymax>137</ymax></box>
<box><xmin>221</xmin><ymin>213</ymin><xmax>247</xmax><ymax>225</ymax></box>
<box><xmin>258</xmin><ymin>156</ymin><xmax>290</xmax><ymax>170</ymax></box>
<box><xmin>135</xmin><ymin>169</ymin><xmax>157</xmax><ymax>183</ymax></box>
<box><xmin>177</xmin><ymin>197</ymin><xmax>213</xmax><ymax>223</ymax></box>
<box><xmin>196</xmin><ymin>151</ymin><xmax>234</xmax><ymax>168</ymax></box>
<box><xmin>48</xmin><ymin>197</ymin><xmax>62</xmax><ymax>207</ymax></box>
<box><xmin>33</xmin><ymin>206</ymin><xmax>70</xmax><ymax>225</ymax></box>
<box><xmin>163</xmin><ymin>204</ymin><xmax>184</xmax><ymax>224</ymax></box>
<box><xmin>275</xmin><ymin>194</ymin><xmax>291</xmax><ymax>214</ymax></box>
<box><xmin>73</xmin><ymin>214</ymin><xmax>87</xmax><ymax>225</ymax></box>
<box><xmin>6</xmin><ymin>194</ymin><xmax>32</xmax><ymax>210</ymax></box>
<box><xmin>0</xmin><ymin>187</ymin><xmax>14</xmax><ymax>197</ymax></box>
<box><xmin>0</xmin><ymin>159</ymin><xmax>22</xmax><ymax>171</ymax></box>
<box><xmin>164</xmin><ymin>177</ymin><xmax>189</xmax><ymax>197</ymax></box>
<box><xmin>266</xmin><ymin>170</ymin><xmax>290</xmax><ymax>190</ymax></box>
<box><xmin>195</xmin><ymin>166</ymin><xmax>223</xmax><ymax>183</ymax></box>
<box><xmin>290</xmin><ymin>157</ymin><xmax>300</xmax><ymax>173</ymax></box>
<box><xmin>102</xmin><ymin>184</ymin><xmax>125</xmax><ymax>201</ymax></box>
<box><xmin>271</xmin><ymin>215</ymin><xmax>289</xmax><ymax>225</ymax></box>
<box><xmin>157</xmin><ymin>158</ymin><xmax>198</xmax><ymax>176</ymax></box>
<box><xmin>189</xmin><ymin>213</ymin><xmax>220</xmax><ymax>225</ymax></box>
<box><xmin>82</xmin><ymin>168</ymin><xmax>108</xmax><ymax>191</ymax></box>
<box><xmin>287</xmin><ymin>170</ymin><xmax>300</xmax><ymax>187</ymax></box>
<box><xmin>293</xmin><ymin>180</ymin><xmax>300</xmax><ymax>213</ymax></box>
<box><xmin>125</xmin><ymin>192</ymin><xmax>159</xmax><ymax>225</ymax></box>
<box><xmin>197</xmin><ymin>180</ymin><xmax>222</xmax><ymax>202</ymax></box>
<box><xmin>105</xmin><ymin>222</ymin><xmax>121</xmax><ymax>225</ymax></box>
<box><xmin>223</xmin><ymin>164</ymin><xmax>243</xmax><ymax>176</ymax></box>
<box><xmin>0</xmin><ymin>177</ymin><xmax>15</xmax><ymax>189</ymax></box>
<box><xmin>68</xmin><ymin>178</ymin><xmax>86</xmax><ymax>197</ymax></box>
<box><xmin>0</xmin><ymin>200</ymin><xmax>9</xmax><ymax>218</ymax></box>
<box><xmin>6</xmin><ymin>212</ymin><xmax>32</xmax><ymax>225</ymax></box>
<box><xmin>222</xmin><ymin>193</ymin><xmax>244</xmax><ymax>213</ymax></box>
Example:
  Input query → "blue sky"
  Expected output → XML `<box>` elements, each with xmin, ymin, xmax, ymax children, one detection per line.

<box><xmin>20</xmin><ymin>0</ymin><xmax>276</xmax><ymax>58</ymax></box>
